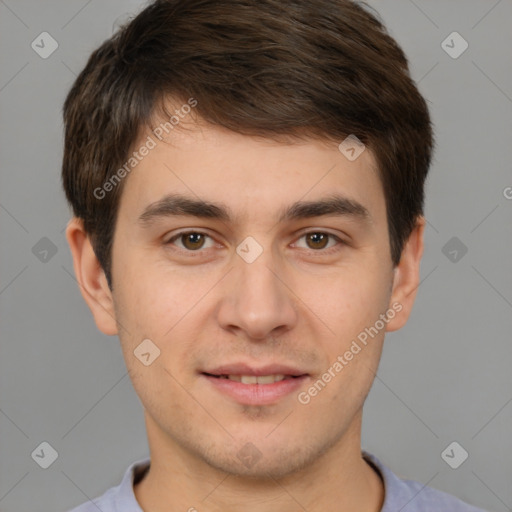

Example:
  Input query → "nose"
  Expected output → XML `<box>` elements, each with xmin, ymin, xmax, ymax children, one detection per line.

<box><xmin>216</xmin><ymin>245</ymin><xmax>298</xmax><ymax>341</ymax></box>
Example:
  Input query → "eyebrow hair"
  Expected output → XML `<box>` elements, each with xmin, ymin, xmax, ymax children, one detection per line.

<box><xmin>138</xmin><ymin>193</ymin><xmax>372</xmax><ymax>226</ymax></box>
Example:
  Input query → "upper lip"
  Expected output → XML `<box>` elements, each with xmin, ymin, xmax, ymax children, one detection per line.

<box><xmin>202</xmin><ymin>363</ymin><xmax>308</xmax><ymax>377</ymax></box>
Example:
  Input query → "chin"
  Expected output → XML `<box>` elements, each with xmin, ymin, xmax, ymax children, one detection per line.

<box><xmin>197</xmin><ymin>435</ymin><xmax>324</xmax><ymax>481</ymax></box>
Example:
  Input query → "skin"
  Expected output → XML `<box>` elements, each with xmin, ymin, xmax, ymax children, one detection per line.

<box><xmin>66</xmin><ymin>116</ymin><xmax>425</xmax><ymax>512</ymax></box>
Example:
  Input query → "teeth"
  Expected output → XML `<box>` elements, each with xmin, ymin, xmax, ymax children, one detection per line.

<box><xmin>226</xmin><ymin>374</ymin><xmax>286</xmax><ymax>384</ymax></box>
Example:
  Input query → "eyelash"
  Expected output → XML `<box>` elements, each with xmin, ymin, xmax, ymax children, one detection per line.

<box><xmin>165</xmin><ymin>230</ymin><xmax>347</xmax><ymax>255</ymax></box>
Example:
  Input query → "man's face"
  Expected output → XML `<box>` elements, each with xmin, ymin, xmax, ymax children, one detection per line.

<box><xmin>104</xmin><ymin>120</ymin><xmax>404</xmax><ymax>478</ymax></box>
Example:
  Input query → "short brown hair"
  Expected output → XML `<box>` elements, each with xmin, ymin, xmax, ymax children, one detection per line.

<box><xmin>62</xmin><ymin>0</ymin><xmax>434</xmax><ymax>289</ymax></box>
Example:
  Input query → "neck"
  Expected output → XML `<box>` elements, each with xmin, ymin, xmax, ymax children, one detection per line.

<box><xmin>134</xmin><ymin>413</ymin><xmax>384</xmax><ymax>512</ymax></box>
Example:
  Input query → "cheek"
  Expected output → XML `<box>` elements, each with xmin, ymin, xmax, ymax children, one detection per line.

<box><xmin>113</xmin><ymin>262</ymin><xmax>220</xmax><ymax>379</ymax></box>
<box><xmin>113</xmin><ymin>272</ymin><xmax>198</xmax><ymax>416</ymax></box>
<box><xmin>113</xmin><ymin>252</ymin><xmax>191</xmax><ymax>330</ymax></box>
<box><xmin>299</xmin><ymin>265</ymin><xmax>391</xmax><ymax>341</ymax></box>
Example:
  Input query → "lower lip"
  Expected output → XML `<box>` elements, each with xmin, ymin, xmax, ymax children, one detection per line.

<box><xmin>202</xmin><ymin>374</ymin><xmax>309</xmax><ymax>405</ymax></box>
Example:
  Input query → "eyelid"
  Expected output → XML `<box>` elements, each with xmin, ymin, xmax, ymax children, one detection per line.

<box><xmin>293</xmin><ymin>227</ymin><xmax>347</xmax><ymax>242</ymax></box>
<box><xmin>291</xmin><ymin>229</ymin><xmax>347</xmax><ymax>252</ymax></box>
<box><xmin>165</xmin><ymin>228</ymin><xmax>347</xmax><ymax>253</ymax></box>
<box><xmin>165</xmin><ymin>229</ymin><xmax>218</xmax><ymax>251</ymax></box>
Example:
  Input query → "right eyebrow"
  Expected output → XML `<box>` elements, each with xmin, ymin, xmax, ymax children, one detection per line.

<box><xmin>138</xmin><ymin>194</ymin><xmax>231</xmax><ymax>225</ymax></box>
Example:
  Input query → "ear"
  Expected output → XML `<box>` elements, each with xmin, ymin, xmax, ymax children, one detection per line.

<box><xmin>65</xmin><ymin>217</ymin><xmax>118</xmax><ymax>336</ymax></box>
<box><xmin>385</xmin><ymin>216</ymin><xmax>425</xmax><ymax>332</ymax></box>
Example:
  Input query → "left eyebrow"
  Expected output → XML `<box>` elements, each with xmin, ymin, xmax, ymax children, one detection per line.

<box><xmin>278</xmin><ymin>194</ymin><xmax>372</xmax><ymax>225</ymax></box>
<box><xmin>137</xmin><ymin>192</ymin><xmax>372</xmax><ymax>226</ymax></box>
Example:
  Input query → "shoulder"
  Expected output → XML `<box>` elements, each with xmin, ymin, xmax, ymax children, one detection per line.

<box><xmin>67</xmin><ymin>487</ymin><xmax>117</xmax><ymax>512</ymax></box>
<box><xmin>66</xmin><ymin>458</ymin><xmax>150</xmax><ymax>512</ymax></box>
<box><xmin>363</xmin><ymin>452</ymin><xmax>488</xmax><ymax>512</ymax></box>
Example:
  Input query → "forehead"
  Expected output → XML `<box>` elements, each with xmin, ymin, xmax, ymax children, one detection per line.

<box><xmin>117</xmin><ymin>121</ymin><xmax>386</xmax><ymax>228</ymax></box>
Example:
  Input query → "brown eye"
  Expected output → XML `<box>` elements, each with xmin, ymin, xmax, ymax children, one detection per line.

<box><xmin>305</xmin><ymin>232</ymin><xmax>329</xmax><ymax>250</ymax></box>
<box><xmin>293</xmin><ymin>231</ymin><xmax>344</xmax><ymax>253</ymax></box>
<box><xmin>181</xmin><ymin>232</ymin><xmax>206</xmax><ymax>250</ymax></box>
<box><xmin>165</xmin><ymin>231</ymin><xmax>214</xmax><ymax>252</ymax></box>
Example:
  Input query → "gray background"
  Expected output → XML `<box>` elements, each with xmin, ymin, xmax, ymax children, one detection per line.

<box><xmin>1</xmin><ymin>1</ymin><xmax>511</xmax><ymax>511</ymax></box>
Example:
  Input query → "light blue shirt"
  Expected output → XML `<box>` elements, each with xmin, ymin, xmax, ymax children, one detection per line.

<box><xmin>68</xmin><ymin>452</ymin><xmax>488</xmax><ymax>511</ymax></box>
